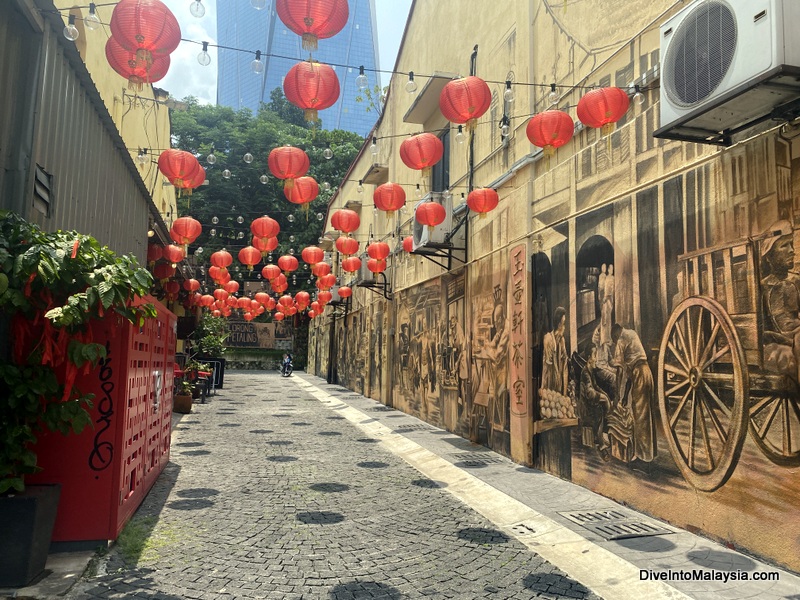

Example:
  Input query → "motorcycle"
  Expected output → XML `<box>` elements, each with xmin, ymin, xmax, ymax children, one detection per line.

<box><xmin>281</xmin><ymin>357</ymin><xmax>293</xmax><ymax>377</ymax></box>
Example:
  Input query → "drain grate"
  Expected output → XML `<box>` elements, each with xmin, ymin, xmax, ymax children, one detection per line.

<box><xmin>450</xmin><ymin>452</ymin><xmax>504</xmax><ymax>464</ymax></box>
<box><xmin>559</xmin><ymin>510</ymin><xmax>673</xmax><ymax>540</ymax></box>
<box><xmin>393</xmin><ymin>424</ymin><xmax>434</xmax><ymax>433</ymax></box>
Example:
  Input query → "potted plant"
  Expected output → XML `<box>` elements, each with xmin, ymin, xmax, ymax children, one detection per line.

<box><xmin>0</xmin><ymin>211</ymin><xmax>154</xmax><ymax>587</ymax></box>
<box><xmin>173</xmin><ymin>380</ymin><xmax>193</xmax><ymax>414</ymax></box>
<box><xmin>191</xmin><ymin>314</ymin><xmax>229</xmax><ymax>388</ymax></box>
<box><xmin>183</xmin><ymin>359</ymin><xmax>210</xmax><ymax>399</ymax></box>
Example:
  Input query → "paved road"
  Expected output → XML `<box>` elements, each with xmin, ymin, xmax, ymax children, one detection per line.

<box><xmin>64</xmin><ymin>372</ymin><xmax>601</xmax><ymax>600</ymax></box>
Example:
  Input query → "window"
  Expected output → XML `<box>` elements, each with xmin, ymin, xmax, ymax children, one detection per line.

<box><xmin>431</xmin><ymin>129</ymin><xmax>450</xmax><ymax>193</ymax></box>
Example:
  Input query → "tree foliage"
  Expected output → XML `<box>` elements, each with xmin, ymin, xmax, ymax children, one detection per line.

<box><xmin>169</xmin><ymin>90</ymin><xmax>364</xmax><ymax>299</ymax></box>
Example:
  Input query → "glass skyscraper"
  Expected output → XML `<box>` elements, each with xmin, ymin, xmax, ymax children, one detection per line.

<box><xmin>216</xmin><ymin>0</ymin><xmax>380</xmax><ymax>137</ymax></box>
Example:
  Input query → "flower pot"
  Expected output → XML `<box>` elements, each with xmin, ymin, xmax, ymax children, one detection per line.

<box><xmin>0</xmin><ymin>484</ymin><xmax>60</xmax><ymax>587</ymax></box>
<box><xmin>173</xmin><ymin>394</ymin><xmax>193</xmax><ymax>414</ymax></box>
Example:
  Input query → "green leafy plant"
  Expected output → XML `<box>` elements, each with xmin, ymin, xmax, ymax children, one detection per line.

<box><xmin>0</xmin><ymin>211</ymin><xmax>155</xmax><ymax>493</ymax></box>
<box><xmin>177</xmin><ymin>379</ymin><xmax>193</xmax><ymax>395</ymax></box>
<box><xmin>192</xmin><ymin>314</ymin><xmax>228</xmax><ymax>357</ymax></box>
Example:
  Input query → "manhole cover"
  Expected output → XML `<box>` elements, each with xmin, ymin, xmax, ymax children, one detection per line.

<box><xmin>559</xmin><ymin>510</ymin><xmax>673</xmax><ymax>540</ymax></box>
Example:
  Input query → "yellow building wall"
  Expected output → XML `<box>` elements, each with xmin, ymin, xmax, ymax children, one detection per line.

<box><xmin>310</xmin><ymin>0</ymin><xmax>800</xmax><ymax>572</ymax></box>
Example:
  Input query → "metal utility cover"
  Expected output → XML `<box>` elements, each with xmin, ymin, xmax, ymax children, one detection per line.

<box><xmin>559</xmin><ymin>510</ymin><xmax>674</xmax><ymax>540</ymax></box>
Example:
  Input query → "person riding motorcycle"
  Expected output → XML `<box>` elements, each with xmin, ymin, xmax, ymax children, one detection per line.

<box><xmin>281</xmin><ymin>353</ymin><xmax>293</xmax><ymax>377</ymax></box>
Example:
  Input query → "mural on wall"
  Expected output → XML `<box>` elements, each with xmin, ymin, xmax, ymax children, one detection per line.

<box><xmin>393</xmin><ymin>279</ymin><xmax>444</xmax><ymax>427</ymax></box>
<box><xmin>367</xmin><ymin>304</ymin><xmax>386</xmax><ymax>401</ymax></box>
<box><xmin>470</xmin><ymin>253</ymin><xmax>510</xmax><ymax>456</ymax></box>
<box><xmin>531</xmin><ymin>101</ymin><xmax>800</xmax><ymax>570</ymax></box>
<box><xmin>439</xmin><ymin>271</ymin><xmax>468</xmax><ymax>435</ymax></box>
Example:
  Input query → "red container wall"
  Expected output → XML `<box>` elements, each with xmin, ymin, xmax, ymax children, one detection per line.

<box><xmin>28</xmin><ymin>297</ymin><xmax>176</xmax><ymax>542</ymax></box>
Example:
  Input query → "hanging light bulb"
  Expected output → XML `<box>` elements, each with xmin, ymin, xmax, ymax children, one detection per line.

<box><xmin>189</xmin><ymin>0</ymin><xmax>205</xmax><ymax>18</ymax></box>
<box><xmin>197</xmin><ymin>42</ymin><xmax>212</xmax><ymax>67</ymax></box>
<box><xmin>237</xmin><ymin>215</ymin><xmax>244</xmax><ymax>224</ymax></box>
<box><xmin>260</xmin><ymin>174</ymin><xmax>268</xmax><ymax>184</ymax></box>
<box><xmin>251</xmin><ymin>50</ymin><xmax>264</xmax><ymax>75</ymax></box>
<box><xmin>200</xmin><ymin>267</ymin><xmax>206</xmax><ymax>275</ymax></box>
<box><xmin>405</xmin><ymin>71</ymin><xmax>417</xmax><ymax>94</ymax></box>
<box><xmin>268</xmin><ymin>254</ymin><xmax>274</xmax><ymax>262</ymax></box>
<box><xmin>211</xmin><ymin>216</ymin><xmax>219</xmax><ymax>224</ymax></box>
<box><xmin>455</xmin><ymin>125</ymin><xmax>465</xmax><ymax>144</ymax></box>
<box><xmin>257</xmin><ymin>274</ymin><xmax>262</xmax><ymax>279</ymax></box>
<box><xmin>147</xmin><ymin>228</ymin><xmax>155</xmax><ymax>238</ymax></box>
<box><xmin>237</xmin><ymin>231</ymin><xmax>244</xmax><ymax>239</ymax></box>
<box><xmin>243</xmin><ymin>152</ymin><xmax>254</xmax><ymax>163</ymax></box>
<box><xmin>136</xmin><ymin>148</ymin><xmax>148</xmax><ymax>167</ymax></box>
<box><xmin>370</xmin><ymin>137</ymin><xmax>378</xmax><ymax>156</ymax></box>
<box><xmin>289</xmin><ymin>248</ymin><xmax>295</xmax><ymax>255</ymax></box>
<box><xmin>373</xmin><ymin>206</ymin><xmax>378</xmax><ymax>216</ymax></box>
<box><xmin>323</xmin><ymin>143</ymin><xmax>333</xmax><ymax>159</ymax></box>
<box><xmin>322</xmin><ymin>182</ymin><xmax>331</xmax><ymax>191</ymax></box>
<box><xmin>415</xmin><ymin>184</ymin><xmax>422</xmax><ymax>199</ymax></box>
<box><xmin>222</xmin><ymin>169</ymin><xmax>231</xmax><ymax>179</ymax></box>
<box><xmin>85</xmin><ymin>3</ymin><xmax>101</xmax><ymax>30</ymax></box>
<box><xmin>316</xmin><ymin>213</ymin><xmax>324</xmax><ymax>221</ymax></box>
<box><xmin>318</xmin><ymin>237</ymin><xmax>324</xmax><ymax>243</ymax></box>
<box><xmin>195</xmin><ymin>247</ymin><xmax>204</xmax><ymax>255</ymax></box>
<box><xmin>633</xmin><ymin>84</ymin><xmax>646</xmax><ymax>106</ymax></box>
<box><xmin>210</xmin><ymin>228</ymin><xmax>217</xmax><ymax>237</ymax></box>
<box><xmin>504</xmin><ymin>80</ymin><xmax>514</xmax><ymax>103</ymax></box>
<box><xmin>63</xmin><ymin>14</ymin><xmax>79</xmax><ymax>41</ymax></box>
<box><xmin>287</xmin><ymin>214</ymin><xmax>295</xmax><ymax>223</ymax></box>
<box><xmin>289</xmin><ymin>235</ymin><xmax>295</xmax><ymax>242</ymax></box>
<box><xmin>500</xmin><ymin>115</ymin><xmax>510</xmax><ymax>137</ymax></box>
<box><xmin>548</xmin><ymin>83</ymin><xmax>559</xmax><ymax>106</ymax></box>
<box><xmin>251</xmin><ymin>0</ymin><xmax>266</xmax><ymax>9</ymax></box>
<box><xmin>356</xmin><ymin>66</ymin><xmax>368</xmax><ymax>91</ymax></box>
<box><xmin>443</xmin><ymin>189</ymin><xmax>452</xmax><ymax>200</ymax></box>
<box><xmin>206</xmin><ymin>151</ymin><xmax>217</xmax><ymax>165</ymax></box>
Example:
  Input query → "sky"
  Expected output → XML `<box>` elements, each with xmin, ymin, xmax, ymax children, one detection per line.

<box><xmin>158</xmin><ymin>0</ymin><xmax>413</xmax><ymax>105</ymax></box>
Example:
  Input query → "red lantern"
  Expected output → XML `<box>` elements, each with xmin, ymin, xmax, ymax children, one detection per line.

<box><xmin>277</xmin><ymin>255</ymin><xmax>299</xmax><ymax>273</ymax></box>
<box><xmin>162</xmin><ymin>244</ymin><xmax>185</xmax><ymax>264</ymax></box>
<box><xmin>237</xmin><ymin>297</ymin><xmax>251</xmax><ymax>310</ymax></box>
<box><xmin>255</xmin><ymin>292</ymin><xmax>270</xmax><ymax>305</ymax></box>
<box><xmin>273</xmin><ymin>311</ymin><xmax>286</xmax><ymax>321</ymax></box>
<box><xmin>268</xmin><ymin>146</ymin><xmax>309</xmax><ymax>189</ymax></box>
<box><xmin>254</xmin><ymin>236</ymin><xmax>279</xmax><ymax>256</ymax></box>
<box><xmin>238</xmin><ymin>246</ymin><xmax>261</xmax><ymax>271</ymax></box>
<box><xmin>199</xmin><ymin>294</ymin><xmax>215</xmax><ymax>307</ymax></box>
<box><xmin>283</xmin><ymin>60</ymin><xmax>340</xmax><ymax>122</ymax></box>
<box><xmin>249</xmin><ymin>299</ymin><xmax>260</xmax><ymax>311</ymax></box>
<box><xmin>110</xmin><ymin>0</ymin><xmax>181</xmax><ymax>60</ymax></box>
<box><xmin>526</xmin><ymin>110</ymin><xmax>575</xmax><ymax>156</ymax></box>
<box><xmin>147</xmin><ymin>244</ymin><xmax>162</xmax><ymax>266</ymax></box>
<box><xmin>271</xmin><ymin>274</ymin><xmax>288</xmax><ymax>293</ymax></box>
<box><xmin>341</xmin><ymin>256</ymin><xmax>362</xmax><ymax>273</ymax></box>
<box><xmin>415</xmin><ymin>201</ymin><xmax>446</xmax><ymax>230</ymax></box>
<box><xmin>285</xmin><ymin>306</ymin><xmax>298</xmax><ymax>316</ymax></box>
<box><xmin>308</xmin><ymin>310</ymin><xmax>317</xmax><ymax>319</ymax></box>
<box><xmin>278</xmin><ymin>295</ymin><xmax>294</xmax><ymax>309</ymax></box>
<box><xmin>335</xmin><ymin>236</ymin><xmax>359</xmax><ymax>256</ymax></box>
<box><xmin>467</xmin><ymin>188</ymin><xmax>499</xmax><ymax>219</ymax></box>
<box><xmin>223</xmin><ymin>280</ymin><xmax>240</xmax><ymax>295</ymax></box>
<box><xmin>210</xmin><ymin>249</ymin><xmax>233</xmax><ymax>270</ymax></box>
<box><xmin>243</xmin><ymin>313</ymin><xmax>255</xmax><ymax>322</ymax></box>
<box><xmin>283</xmin><ymin>176</ymin><xmax>319</xmax><ymax>206</ymax></box>
<box><xmin>265</xmin><ymin>297</ymin><xmax>277</xmax><ymax>311</ymax></box>
<box><xmin>275</xmin><ymin>0</ymin><xmax>349</xmax><ymax>51</ymax></box>
<box><xmin>217</xmin><ymin>271</ymin><xmax>231</xmax><ymax>285</ymax></box>
<box><xmin>331</xmin><ymin>209</ymin><xmax>360</xmax><ymax>234</ymax></box>
<box><xmin>158</xmin><ymin>149</ymin><xmax>201</xmax><ymax>189</ymax></box>
<box><xmin>294</xmin><ymin>291</ymin><xmax>311</xmax><ymax>307</ymax></box>
<box><xmin>318</xmin><ymin>290</ymin><xmax>333</xmax><ymax>304</ymax></box>
<box><xmin>183</xmin><ymin>278</ymin><xmax>200</xmax><ymax>292</ymax></box>
<box><xmin>170</xmin><ymin>216</ymin><xmax>202</xmax><ymax>250</ymax></box>
<box><xmin>373</xmin><ymin>183</ymin><xmax>406</xmax><ymax>215</ymax></box>
<box><xmin>576</xmin><ymin>87</ymin><xmax>630</xmax><ymax>135</ymax></box>
<box><xmin>153</xmin><ymin>262</ymin><xmax>175</xmax><ymax>282</ymax></box>
<box><xmin>251</xmin><ymin>216</ymin><xmax>280</xmax><ymax>240</ymax></box>
<box><xmin>311</xmin><ymin>262</ymin><xmax>331</xmax><ymax>277</ymax></box>
<box><xmin>399</xmin><ymin>133</ymin><xmax>444</xmax><ymax>175</ymax></box>
<box><xmin>402</xmin><ymin>236</ymin><xmax>414</xmax><ymax>253</ymax></box>
<box><xmin>439</xmin><ymin>76</ymin><xmax>492</xmax><ymax>131</ymax></box>
<box><xmin>105</xmin><ymin>36</ymin><xmax>170</xmax><ymax>90</ymax></box>
<box><xmin>213</xmin><ymin>288</ymin><xmax>229</xmax><ymax>302</ymax></box>
<box><xmin>367</xmin><ymin>241</ymin><xmax>390</xmax><ymax>261</ymax></box>
<box><xmin>164</xmin><ymin>280</ymin><xmax>180</xmax><ymax>300</ymax></box>
<box><xmin>212</xmin><ymin>309</ymin><xmax>222</xmax><ymax>318</ymax></box>
<box><xmin>311</xmin><ymin>301</ymin><xmax>321</xmax><ymax>312</ymax></box>
<box><xmin>301</xmin><ymin>246</ymin><xmax>324</xmax><ymax>264</ymax></box>
<box><xmin>262</xmin><ymin>264</ymin><xmax>282</xmax><ymax>281</ymax></box>
<box><xmin>318</xmin><ymin>273</ymin><xmax>337</xmax><ymax>290</ymax></box>
<box><xmin>225</xmin><ymin>296</ymin><xmax>238</xmax><ymax>308</ymax></box>
<box><xmin>172</xmin><ymin>165</ymin><xmax>206</xmax><ymax>196</ymax></box>
<box><xmin>367</xmin><ymin>258</ymin><xmax>386</xmax><ymax>274</ymax></box>
<box><xmin>338</xmin><ymin>286</ymin><xmax>352</xmax><ymax>298</ymax></box>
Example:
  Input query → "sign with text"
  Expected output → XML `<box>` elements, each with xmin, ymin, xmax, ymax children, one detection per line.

<box><xmin>227</xmin><ymin>320</ymin><xmax>293</xmax><ymax>349</ymax></box>
<box><xmin>508</xmin><ymin>243</ymin><xmax>532</xmax><ymax>464</ymax></box>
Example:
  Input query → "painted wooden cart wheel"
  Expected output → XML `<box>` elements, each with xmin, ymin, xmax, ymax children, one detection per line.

<box><xmin>657</xmin><ymin>297</ymin><xmax>748</xmax><ymax>491</ymax></box>
<box><xmin>748</xmin><ymin>383</ymin><xmax>800</xmax><ymax>466</ymax></box>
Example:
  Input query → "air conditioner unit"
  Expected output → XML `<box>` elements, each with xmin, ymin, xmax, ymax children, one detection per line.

<box><xmin>654</xmin><ymin>0</ymin><xmax>800</xmax><ymax>145</ymax></box>
<box><xmin>412</xmin><ymin>192</ymin><xmax>453</xmax><ymax>252</ymax></box>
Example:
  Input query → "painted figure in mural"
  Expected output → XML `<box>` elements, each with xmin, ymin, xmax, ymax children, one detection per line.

<box><xmin>580</xmin><ymin>343</ymin><xmax>611</xmax><ymax>461</ymax></box>
<box><xmin>486</xmin><ymin>303</ymin><xmax>510</xmax><ymax>430</ymax></box>
<box><xmin>449</xmin><ymin>316</ymin><xmax>469</xmax><ymax>420</ymax></box>
<box><xmin>398</xmin><ymin>323</ymin><xmax>410</xmax><ymax>390</ymax></box>
<box><xmin>760</xmin><ymin>219</ymin><xmax>800</xmax><ymax>382</ymax></box>
<box><xmin>601</xmin><ymin>264</ymin><xmax>614</xmax><ymax>346</ymax></box>
<box><xmin>542</xmin><ymin>306</ymin><xmax>569</xmax><ymax>396</ymax></box>
<box><xmin>609</xmin><ymin>323</ymin><xmax>656</xmax><ymax>463</ymax></box>
<box><xmin>598</xmin><ymin>264</ymin><xmax>607</xmax><ymax>324</ymax></box>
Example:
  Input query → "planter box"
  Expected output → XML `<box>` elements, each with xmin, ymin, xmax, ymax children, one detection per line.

<box><xmin>0</xmin><ymin>485</ymin><xmax>60</xmax><ymax>587</ymax></box>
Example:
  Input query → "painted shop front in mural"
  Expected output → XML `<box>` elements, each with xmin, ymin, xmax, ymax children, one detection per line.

<box><xmin>307</xmin><ymin>0</ymin><xmax>800</xmax><ymax>577</ymax></box>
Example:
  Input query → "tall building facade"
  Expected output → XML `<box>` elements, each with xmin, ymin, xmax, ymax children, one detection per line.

<box><xmin>217</xmin><ymin>0</ymin><xmax>380</xmax><ymax>137</ymax></box>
